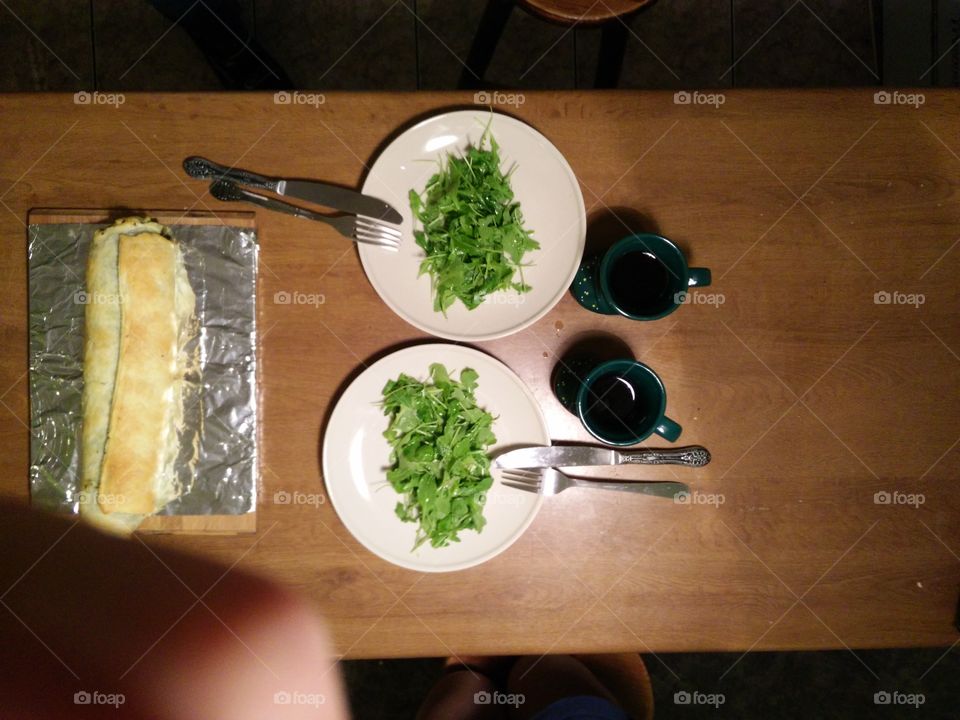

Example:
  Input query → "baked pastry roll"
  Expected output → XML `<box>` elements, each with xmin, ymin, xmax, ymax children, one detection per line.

<box><xmin>79</xmin><ymin>217</ymin><xmax>196</xmax><ymax>534</ymax></box>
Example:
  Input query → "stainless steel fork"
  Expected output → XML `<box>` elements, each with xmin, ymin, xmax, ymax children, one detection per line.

<box><xmin>500</xmin><ymin>468</ymin><xmax>688</xmax><ymax>499</ymax></box>
<box><xmin>210</xmin><ymin>180</ymin><xmax>402</xmax><ymax>250</ymax></box>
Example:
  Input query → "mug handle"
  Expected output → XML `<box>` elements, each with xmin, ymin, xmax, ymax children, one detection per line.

<box><xmin>654</xmin><ymin>416</ymin><xmax>682</xmax><ymax>442</ymax></box>
<box><xmin>687</xmin><ymin>268</ymin><xmax>712</xmax><ymax>288</ymax></box>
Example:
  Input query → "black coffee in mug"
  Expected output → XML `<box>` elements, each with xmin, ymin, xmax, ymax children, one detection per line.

<box><xmin>554</xmin><ymin>358</ymin><xmax>683</xmax><ymax>444</ymax></box>
<box><xmin>582</xmin><ymin>370</ymin><xmax>657</xmax><ymax>438</ymax></box>
<box><xmin>607</xmin><ymin>250</ymin><xmax>671</xmax><ymax>316</ymax></box>
<box><xmin>583</xmin><ymin>233</ymin><xmax>712</xmax><ymax>321</ymax></box>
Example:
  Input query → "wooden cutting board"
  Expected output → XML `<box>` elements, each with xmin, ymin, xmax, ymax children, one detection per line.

<box><xmin>29</xmin><ymin>209</ymin><xmax>258</xmax><ymax>535</ymax></box>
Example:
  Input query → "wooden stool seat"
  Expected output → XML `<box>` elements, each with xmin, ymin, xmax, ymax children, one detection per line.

<box><xmin>520</xmin><ymin>0</ymin><xmax>654</xmax><ymax>25</ymax></box>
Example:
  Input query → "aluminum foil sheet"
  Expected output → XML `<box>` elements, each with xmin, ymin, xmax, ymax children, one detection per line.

<box><xmin>28</xmin><ymin>216</ymin><xmax>258</xmax><ymax>516</ymax></box>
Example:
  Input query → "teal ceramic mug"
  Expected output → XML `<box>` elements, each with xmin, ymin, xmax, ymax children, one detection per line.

<box><xmin>572</xmin><ymin>233</ymin><xmax>712</xmax><ymax>319</ymax></box>
<box><xmin>553</xmin><ymin>358</ymin><xmax>682</xmax><ymax>445</ymax></box>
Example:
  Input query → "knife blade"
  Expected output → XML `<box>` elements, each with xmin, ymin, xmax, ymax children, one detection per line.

<box><xmin>495</xmin><ymin>445</ymin><xmax>711</xmax><ymax>469</ymax></box>
<box><xmin>183</xmin><ymin>156</ymin><xmax>403</xmax><ymax>224</ymax></box>
<box><xmin>278</xmin><ymin>179</ymin><xmax>402</xmax><ymax>224</ymax></box>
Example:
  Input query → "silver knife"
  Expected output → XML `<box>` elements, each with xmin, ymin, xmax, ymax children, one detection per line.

<box><xmin>495</xmin><ymin>445</ymin><xmax>711</xmax><ymax>469</ymax></box>
<box><xmin>183</xmin><ymin>156</ymin><xmax>403</xmax><ymax>224</ymax></box>
<box><xmin>565</xmin><ymin>480</ymin><xmax>689</xmax><ymax>498</ymax></box>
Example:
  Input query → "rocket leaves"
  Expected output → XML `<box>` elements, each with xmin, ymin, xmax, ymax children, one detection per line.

<box><xmin>381</xmin><ymin>364</ymin><xmax>496</xmax><ymax>550</ymax></box>
<box><xmin>409</xmin><ymin>129</ymin><xmax>539</xmax><ymax>314</ymax></box>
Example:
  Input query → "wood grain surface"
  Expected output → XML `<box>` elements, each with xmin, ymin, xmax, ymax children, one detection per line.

<box><xmin>1</xmin><ymin>91</ymin><xmax>958</xmax><ymax>659</ymax></box>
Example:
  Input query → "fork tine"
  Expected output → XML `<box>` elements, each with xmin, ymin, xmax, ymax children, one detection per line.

<box><xmin>500</xmin><ymin>468</ymin><xmax>541</xmax><ymax>481</ymax></box>
<box><xmin>500</xmin><ymin>474</ymin><xmax>541</xmax><ymax>488</ymax></box>
<box><xmin>355</xmin><ymin>238</ymin><xmax>399</xmax><ymax>251</ymax></box>
<box><xmin>354</xmin><ymin>235</ymin><xmax>399</xmax><ymax>248</ymax></box>
<box><xmin>356</xmin><ymin>223</ymin><xmax>402</xmax><ymax>240</ymax></box>
<box><xmin>501</xmin><ymin>467</ymin><xmax>541</xmax><ymax>476</ymax></box>
<box><xmin>355</xmin><ymin>227</ymin><xmax>402</xmax><ymax>244</ymax></box>
<box><xmin>354</xmin><ymin>223</ymin><xmax>401</xmax><ymax>240</ymax></box>
<box><xmin>355</xmin><ymin>213</ymin><xmax>402</xmax><ymax>227</ymax></box>
<box><xmin>355</xmin><ymin>217</ymin><xmax>403</xmax><ymax>237</ymax></box>
<box><xmin>353</xmin><ymin>233</ymin><xmax>400</xmax><ymax>250</ymax></box>
<box><xmin>502</xmin><ymin>480</ymin><xmax>540</xmax><ymax>493</ymax></box>
<box><xmin>354</xmin><ymin>231</ymin><xmax>399</xmax><ymax>246</ymax></box>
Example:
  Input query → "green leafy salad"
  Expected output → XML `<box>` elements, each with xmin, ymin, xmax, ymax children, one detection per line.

<box><xmin>381</xmin><ymin>363</ymin><xmax>496</xmax><ymax>549</ymax></box>
<box><xmin>409</xmin><ymin>129</ymin><xmax>539</xmax><ymax>314</ymax></box>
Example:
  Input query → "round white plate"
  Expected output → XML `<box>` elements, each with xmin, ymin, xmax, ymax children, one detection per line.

<box><xmin>360</xmin><ymin>110</ymin><xmax>586</xmax><ymax>341</ymax></box>
<box><xmin>322</xmin><ymin>343</ymin><xmax>549</xmax><ymax>572</ymax></box>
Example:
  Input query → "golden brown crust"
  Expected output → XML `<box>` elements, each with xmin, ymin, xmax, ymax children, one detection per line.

<box><xmin>98</xmin><ymin>233</ymin><xmax>180</xmax><ymax>513</ymax></box>
<box><xmin>80</xmin><ymin>217</ymin><xmax>195</xmax><ymax>528</ymax></box>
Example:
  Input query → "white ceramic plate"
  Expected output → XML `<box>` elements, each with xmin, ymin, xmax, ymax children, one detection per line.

<box><xmin>322</xmin><ymin>343</ymin><xmax>548</xmax><ymax>572</ymax></box>
<box><xmin>359</xmin><ymin>110</ymin><xmax>586</xmax><ymax>341</ymax></box>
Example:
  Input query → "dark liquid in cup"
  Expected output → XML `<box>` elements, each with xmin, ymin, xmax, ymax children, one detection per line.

<box><xmin>608</xmin><ymin>250</ymin><xmax>671</xmax><ymax>315</ymax></box>
<box><xmin>583</xmin><ymin>371</ymin><xmax>656</xmax><ymax>437</ymax></box>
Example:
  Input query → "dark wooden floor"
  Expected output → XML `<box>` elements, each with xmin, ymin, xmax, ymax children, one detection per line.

<box><xmin>0</xmin><ymin>0</ymin><xmax>908</xmax><ymax>92</ymax></box>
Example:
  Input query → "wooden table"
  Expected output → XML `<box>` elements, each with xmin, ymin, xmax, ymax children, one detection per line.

<box><xmin>1</xmin><ymin>91</ymin><xmax>958</xmax><ymax>658</ymax></box>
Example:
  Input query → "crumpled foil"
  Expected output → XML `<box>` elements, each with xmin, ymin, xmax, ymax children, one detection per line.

<box><xmin>28</xmin><ymin>217</ymin><xmax>258</xmax><ymax>516</ymax></box>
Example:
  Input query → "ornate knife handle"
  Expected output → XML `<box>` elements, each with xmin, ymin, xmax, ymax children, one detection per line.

<box><xmin>183</xmin><ymin>156</ymin><xmax>279</xmax><ymax>193</ymax></box>
<box><xmin>620</xmin><ymin>445</ymin><xmax>711</xmax><ymax>468</ymax></box>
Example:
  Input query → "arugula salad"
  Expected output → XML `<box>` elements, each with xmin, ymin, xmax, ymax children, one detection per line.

<box><xmin>409</xmin><ymin>129</ymin><xmax>539</xmax><ymax>314</ymax></box>
<box><xmin>381</xmin><ymin>363</ymin><xmax>496</xmax><ymax>549</ymax></box>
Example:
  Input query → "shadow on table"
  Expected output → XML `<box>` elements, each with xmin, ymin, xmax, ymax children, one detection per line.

<box><xmin>585</xmin><ymin>206</ymin><xmax>660</xmax><ymax>258</ymax></box>
<box><xmin>551</xmin><ymin>331</ymin><xmax>634</xmax><ymax>400</ymax></box>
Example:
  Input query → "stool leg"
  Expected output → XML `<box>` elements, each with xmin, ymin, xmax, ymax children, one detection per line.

<box><xmin>459</xmin><ymin>0</ymin><xmax>515</xmax><ymax>89</ymax></box>
<box><xmin>595</xmin><ymin>19</ymin><xmax>629</xmax><ymax>88</ymax></box>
